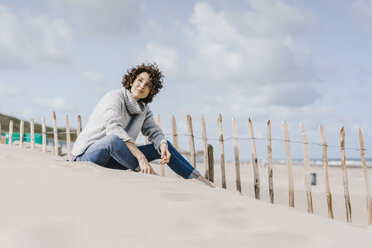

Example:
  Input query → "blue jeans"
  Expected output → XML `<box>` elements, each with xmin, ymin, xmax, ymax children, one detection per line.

<box><xmin>74</xmin><ymin>135</ymin><xmax>200</xmax><ymax>179</ymax></box>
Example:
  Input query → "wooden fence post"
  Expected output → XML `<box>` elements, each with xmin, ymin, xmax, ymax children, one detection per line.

<box><xmin>53</xmin><ymin>112</ymin><xmax>59</xmax><ymax>156</ymax></box>
<box><xmin>217</xmin><ymin>114</ymin><xmax>227</xmax><ymax>189</ymax></box>
<box><xmin>340</xmin><ymin>127</ymin><xmax>352</xmax><ymax>223</ymax></box>
<box><xmin>9</xmin><ymin>120</ymin><xmax>13</xmax><ymax>145</ymax></box>
<box><xmin>232</xmin><ymin>117</ymin><xmax>242</xmax><ymax>193</ymax></box>
<box><xmin>207</xmin><ymin>144</ymin><xmax>214</xmax><ymax>183</ymax></box>
<box><xmin>300</xmin><ymin>123</ymin><xmax>313</xmax><ymax>214</ymax></box>
<box><xmin>156</xmin><ymin>114</ymin><xmax>165</xmax><ymax>176</ymax></box>
<box><xmin>30</xmin><ymin>118</ymin><xmax>35</xmax><ymax>150</ymax></box>
<box><xmin>267</xmin><ymin>120</ymin><xmax>274</xmax><ymax>204</ymax></box>
<box><xmin>319</xmin><ymin>125</ymin><xmax>334</xmax><ymax>219</ymax></box>
<box><xmin>20</xmin><ymin>120</ymin><xmax>24</xmax><ymax>148</ymax></box>
<box><xmin>171</xmin><ymin>115</ymin><xmax>179</xmax><ymax>151</ymax></box>
<box><xmin>42</xmin><ymin>117</ymin><xmax>47</xmax><ymax>153</ymax></box>
<box><xmin>186</xmin><ymin>115</ymin><xmax>196</xmax><ymax>168</ymax></box>
<box><xmin>143</xmin><ymin>135</ymin><xmax>149</xmax><ymax>145</ymax></box>
<box><xmin>358</xmin><ymin>128</ymin><xmax>372</xmax><ymax>225</ymax></box>
<box><xmin>77</xmin><ymin>115</ymin><xmax>82</xmax><ymax>137</ymax></box>
<box><xmin>248</xmin><ymin>118</ymin><xmax>260</xmax><ymax>200</ymax></box>
<box><xmin>283</xmin><ymin>121</ymin><xmax>295</xmax><ymax>208</ymax></box>
<box><xmin>201</xmin><ymin>114</ymin><xmax>209</xmax><ymax>178</ymax></box>
<box><xmin>171</xmin><ymin>115</ymin><xmax>181</xmax><ymax>179</ymax></box>
<box><xmin>66</xmin><ymin>114</ymin><xmax>72</xmax><ymax>161</ymax></box>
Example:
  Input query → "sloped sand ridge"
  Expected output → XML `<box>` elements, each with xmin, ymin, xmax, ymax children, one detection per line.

<box><xmin>0</xmin><ymin>144</ymin><xmax>372</xmax><ymax>248</ymax></box>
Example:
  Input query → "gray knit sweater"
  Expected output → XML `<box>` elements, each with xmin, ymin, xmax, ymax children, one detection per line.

<box><xmin>72</xmin><ymin>88</ymin><xmax>166</xmax><ymax>157</ymax></box>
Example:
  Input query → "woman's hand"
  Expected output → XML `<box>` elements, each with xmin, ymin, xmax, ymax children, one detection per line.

<box><xmin>125</xmin><ymin>141</ymin><xmax>156</xmax><ymax>174</ymax></box>
<box><xmin>159</xmin><ymin>142</ymin><xmax>171</xmax><ymax>165</ymax></box>
<box><xmin>137</xmin><ymin>155</ymin><xmax>155</xmax><ymax>174</ymax></box>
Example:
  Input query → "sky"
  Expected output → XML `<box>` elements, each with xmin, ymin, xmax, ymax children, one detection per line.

<box><xmin>1</xmin><ymin>0</ymin><xmax>372</xmax><ymax>161</ymax></box>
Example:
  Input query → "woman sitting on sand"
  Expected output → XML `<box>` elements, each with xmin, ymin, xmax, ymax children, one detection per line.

<box><xmin>72</xmin><ymin>63</ymin><xmax>214</xmax><ymax>187</ymax></box>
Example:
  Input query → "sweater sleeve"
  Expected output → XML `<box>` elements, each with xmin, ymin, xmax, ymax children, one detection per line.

<box><xmin>141</xmin><ymin>108</ymin><xmax>166</xmax><ymax>153</ymax></box>
<box><xmin>103</xmin><ymin>92</ymin><xmax>134</xmax><ymax>144</ymax></box>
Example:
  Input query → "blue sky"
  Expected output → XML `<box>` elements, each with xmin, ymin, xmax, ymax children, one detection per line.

<box><xmin>1</xmin><ymin>0</ymin><xmax>372</xmax><ymax>160</ymax></box>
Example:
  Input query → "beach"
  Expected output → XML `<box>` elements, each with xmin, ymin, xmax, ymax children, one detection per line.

<box><xmin>1</xmin><ymin>143</ymin><xmax>372</xmax><ymax>247</ymax></box>
<box><xmin>209</xmin><ymin>160</ymin><xmax>372</xmax><ymax>225</ymax></box>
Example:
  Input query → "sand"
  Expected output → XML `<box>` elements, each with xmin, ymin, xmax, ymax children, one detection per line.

<box><xmin>1</xmin><ymin>143</ymin><xmax>372</xmax><ymax>248</ymax></box>
<box><xmin>209</xmin><ymin>160</ymin><xmax>372</xmax><ymax>225</ymax></box>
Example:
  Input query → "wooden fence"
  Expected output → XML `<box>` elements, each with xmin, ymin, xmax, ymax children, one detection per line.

<box><xmin>2</xmin><ymin>111</ymin><xmax>372</xmax><ymax>225</ymax></box>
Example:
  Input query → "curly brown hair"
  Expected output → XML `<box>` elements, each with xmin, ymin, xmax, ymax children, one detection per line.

<box><xmin>122</xmin><ymin>63</ymin><xmax>164</xmax><ymax>103</ymax></box>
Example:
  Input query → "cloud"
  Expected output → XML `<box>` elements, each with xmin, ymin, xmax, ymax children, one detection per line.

<box><xmin>253</xmin><ymin>84</ymin><xmax>321</xmax><ymax>107</ymax></box>
<box><xmin>81</xmin><ymin>71</ymin><xmax>107</xmax><ymax>94</ymax></box>
<box><xmin>187</xmin><ymin>1</ymin><xmax>317</xmax><ymax>83</ymax></box>
<box><xmin>183</xmin><ymin>1</ymin><xmax>320</xmax><ymax>108</ymax></box>
<box><xmin>0</xmin><ymin>83</ymin><xmax>23</xmax><ymax>96</ymax></box>
<box><xmin>47</xmin><ymin>0</ymin><xmax>142</xmax><ymax>36</ymax></box>
<box><xmin>199</xmin><ymin>83</ymin><xmax>320</xmax><ymax>122</ymax></box>
<box><xmin>0</xmin><ymin>4</ymin><xmax>73</xmax><ymax>68</ymax></box>
<box><xmin>34</xmin><ymin>97</ymin><xmax>76</xmax><ymax>112</ymax></box>
<box><xmin>137</xmin><ymin>43</ymin><xmax>179</xmax><ymax>78</ymax></box>
<box><xmin>352</xmin><ymin>0</ymin><xmax>372</xmax><ymax>23</ymax></box>
<box><xmin>243</xmin><ymin>0</ymin><xmax>317</xmax><ymax>37</ymax></box>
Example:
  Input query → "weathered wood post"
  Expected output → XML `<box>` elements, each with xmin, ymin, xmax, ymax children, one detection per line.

<box><xmin>8</xmin><ymin>120</ymin><xmax>13</xmax><ymax>145</ymax></box>
<box><xmin>42</xmin><ymin>117</ymin><xmax>47</xmax><ymax>153</ymax></box>
<box><xmin>283</xmin><ymin>121</ymin><xmax>295</xmax><ymax>208</ymax></box>
<box><xmin>20</xmin><ymin>120</ymin><xmax>24</xmax><ymax>148</ymax></box>
<box><xmin>217</xmin><ymin>114</ymin><xmax>227</xmax><ymax>189</ymax></box>
<box><xmin>186</xmin><ymin>115</ymin><xmax>196</xmax><ymax>168</ymax></box>
<box><xmin>300</xmin><ymin>123</ymin><xmax>313</xmax><ymax>214</ymax></box>
<box><xmin>319</xmin><ymin>125</ymin><xmax>334</xmax><ymax>219</ymax></box>
<box><xmin>207</xmin><ymin>144</ymin><xmax>214</xmax><ymax>183</ymax></box>
<box><xmin>232</xmin><ymin>117</ymin><xmax>242</xmax><ymax>193</ymax></box>
<box><xmin>267</xmin><ymin>120</ymin><xmax>274</xmax><ymax>204</ymax></box>
<box><xmin>201</xmin><ymin>114</ymin><xmax>209</xmax><ymax>178</ymax></box>
<box><xmin>171</xmin><ymin>115</ymin><xmax>181</xmax><ymax>179</ymax></box>
<box><xmin>76</xmin><ymin>115</ymin><xmax>82</xmax><ymax>137</ymax></box>
<box><xmin>171</xmin><ymin>115</ymin><xmax>179</xmax><ymax>151</ymax></box>
<box><xmin>53</xmin><ymin>112</ymin><xmax>59</xmax><ymax>156</ymax></box>
<box><xmin>156</xmin><ymin>114</ymin><xmax>165</xmax><ymax>176</ymax></box>
<box><xmin>143</xmin><ymin>135</ymin><xmax>149</xmax><ymax>145</ymax></box>
<box><xmin>248</xmin><ymin>118</ymin><xmax>260</xmax><ymax>200</ymax></box>
<box><xmin>66</xmin><ymin>114</ymin><xmax>72</xmax><ymax>161</ymax></box>
<box><xmin>340</xmin><ymin>127</ymin><xmax>352</xmax><ymax>223</ymax></box>
<box><xmin>30</xmin><ymin>118</ymin><xmax>35</xmax><ymax>150</ymax></box>
<box><xmin>156</xmin><ymin>114</ymin><xmax>161</xmax><ymax>128</ymax></box>
<box><xmin>358</xmin><ymin>128</ymin><xmax>372</xmax><ymax>225</ymax></box>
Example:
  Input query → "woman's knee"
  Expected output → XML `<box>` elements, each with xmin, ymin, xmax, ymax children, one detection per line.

<box><xmin>98</xmin><ymin>135</ymin><xmax>128</xmax><ymax>152</ymax></box>
<box><xmin>166</xmin><ymin>140</ymin><xmax>178</xmax><ymax>152</ymax></box>
<box><xmin>103</xmin><ymin>135</ymin><xmax>123</xmax><ymax>146</ymax></box>
<box><xmin>166</xmin><ymin>140</ymin><xmax>174</xmax><ymax>149</ymax></box>
<box><xmin>166</xmin><ymin>140</ymin><xmax>181</xmax><ymax>156</ymax></box>
<box><xmin>77</xmin><ymin>148</ymin><xmax>110</xmax><ymax>165</ymax></box>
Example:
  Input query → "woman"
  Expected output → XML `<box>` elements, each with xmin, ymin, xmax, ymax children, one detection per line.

<box><xmin>72</xmin><ymin>63</ymin><xmax>214</xmax><ymax>187</ymax></box>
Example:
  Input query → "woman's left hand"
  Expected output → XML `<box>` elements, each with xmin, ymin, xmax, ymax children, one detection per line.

<box><xmin>160</xmin><ymin>143</ymin><xmax>171</xmax><ymax>165</ymax></box>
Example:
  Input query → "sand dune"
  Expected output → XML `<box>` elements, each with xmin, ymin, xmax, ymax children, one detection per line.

<box><xmin>1</xmin><ymin>143</ymin><xmax>372</xmax><ymax>248</ymax></box>
<box><xmin>206</xmin><ymin>160</ymin><xmax>372</xmax><ymax>225</ymax></box>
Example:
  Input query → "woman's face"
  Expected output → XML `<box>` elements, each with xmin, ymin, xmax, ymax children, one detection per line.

<box><xmin>130</xmin><ymin>72</ymin><xmax>151</xmax><ymax>101</ymax></box>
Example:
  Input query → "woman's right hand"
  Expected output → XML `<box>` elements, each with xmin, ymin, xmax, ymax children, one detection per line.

<box><xmin>125</xmin><ymin>141</ymin><xmax>157</xmax><ymax>175</ymax></box>
<box><xmin>137</xmin><ymin>156</ymin><xmax>155</xmax><ymax>174</ymax></box>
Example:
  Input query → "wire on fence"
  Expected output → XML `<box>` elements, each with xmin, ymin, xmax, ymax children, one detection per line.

<box><xmin>39</xmin><ymin>131</ymin><xmax>79</xmax><ymax>135</ymax></box>
<box><xmin>162</xmin><ymin>133</ymin><xmax>372</xmax><ymax>152</ymax></box>
<box><xmin>7</xmin><ymin>130</ymin><xmax>371</xmax><ymax>152</ymax></box>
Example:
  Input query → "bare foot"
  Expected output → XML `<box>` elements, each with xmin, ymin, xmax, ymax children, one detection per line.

<box><xmin>196</xmin><ymin>175</ymin><xmax>217</xmax><ymax>188</ymax></box>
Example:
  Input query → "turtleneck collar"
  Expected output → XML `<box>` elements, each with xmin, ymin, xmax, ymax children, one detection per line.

<box><xmin>124</xmin><ymin>88</ymin><xmax>145</xmax><ymax>115</ymax></box>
